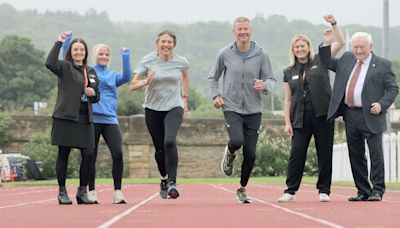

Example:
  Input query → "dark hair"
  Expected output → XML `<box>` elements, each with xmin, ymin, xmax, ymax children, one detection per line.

<box><xmin>64</xmin><ymin>38</ymin><xmax>88</xmax><ymax>65</ymax></box>
<box><xmin>156</xmin><ymin>29</ymin><xmax>177</xmax><ymax>47</ymax></box>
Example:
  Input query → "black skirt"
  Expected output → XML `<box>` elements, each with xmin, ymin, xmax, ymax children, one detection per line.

<box><xmin>51</xmin><ymin>102</ymin><xmax>95</xmax><ymax>149</ymax></box>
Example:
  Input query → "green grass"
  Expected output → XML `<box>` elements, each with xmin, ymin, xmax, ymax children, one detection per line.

<box><xmin>2</xmin><ymin>176</ymin><xmax>399</xmax><ymax>190</ymax></box>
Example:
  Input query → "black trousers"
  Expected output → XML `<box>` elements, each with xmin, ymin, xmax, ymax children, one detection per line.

<box><xmin>344</xmin><ymin>107</ymin><xmax>385</xmax><ymax>196</ymax></box>
<box><xmin>284</xmin><ymin>108</ymin><xmax>334</xmax><ymax>195</ymax></box>
<box><xmin>89</xmin><ymin>123</ymin><xmax>124</xmax><ymax>191</ymax></box>
<box><xmin>56</xmin><ymin>146</ymin><xmax>93</xmax><ymax>187</ymax></box>
<box><xmin>224</xmin><ymin>111</ymin><xmax>262</xmax><ymax>187</ymax></box>
<box><xmin>145</xmin><ymin>107</ymin><xmax>183</xmax><ymax>183</ymax></box>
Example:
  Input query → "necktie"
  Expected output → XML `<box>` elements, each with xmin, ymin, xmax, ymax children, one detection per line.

<box><xmin>346</xmin><ymin>61</ymin><xmax>363</xmax><ymax>107</ymax></box>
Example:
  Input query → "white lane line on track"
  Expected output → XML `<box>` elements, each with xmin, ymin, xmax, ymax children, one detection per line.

<box><xmin>0</xmin><ymin>198</ymin><xmax>56</xmax><ymax>209</ymax></box>
<box><xmin>254</xmin><ymin>184</ymin><xmax>400</xmax><ymax>203</ymax></box>
<box><xmin>211</xmin><ymin>184</ymin><xmax>344</xmax><ymax>228</ymax></box>
<box><xmin>0</xmin><ymin>189</ymin><xmax>54</xmax><ymax>196</ymax></box>
<box><xmin>97</xmin><ymin>192</ymin><xmax>159</xmax><ymax>228</ymax></box>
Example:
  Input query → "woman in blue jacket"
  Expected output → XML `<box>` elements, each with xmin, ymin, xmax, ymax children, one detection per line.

<box><xmin>88</xmin><ymin>44</ymin><xmax>132</xmax><ymax>204</ymax></box>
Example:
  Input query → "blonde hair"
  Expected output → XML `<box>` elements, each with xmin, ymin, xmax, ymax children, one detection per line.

<box><xmin>92</xmin><ymin>43</ymin><xmax>111</xmax><ymax>67</ymax></box>
<box><xmin>288</xmin><ymin>34</ymin><xmax>314</xmax><ymax>67</ymax></box>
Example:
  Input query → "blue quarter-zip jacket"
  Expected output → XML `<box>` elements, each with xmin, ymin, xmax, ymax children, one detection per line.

<box><xmin>92</xmin><ymin>49</ymin><xmax>132</xmax><ymax>124</ymax></box>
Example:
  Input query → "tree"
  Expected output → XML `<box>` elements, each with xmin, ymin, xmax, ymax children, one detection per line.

<box><xmin>0</xmin><ymin>35</ymin><xmax>55</xmax><ymax>111</ymax></box>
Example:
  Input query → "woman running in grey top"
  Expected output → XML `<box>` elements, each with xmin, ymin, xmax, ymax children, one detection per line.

<box><xmin>130</xmin><ymin>29</ymin><xmax>189</xmax><ymax>199</ymax></box>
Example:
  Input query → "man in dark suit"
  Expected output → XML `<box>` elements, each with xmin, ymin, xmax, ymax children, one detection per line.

<box><xmin>319</xmin><ymin>32</ymin><xmax>398</xmax><ymax>202</ymax></box>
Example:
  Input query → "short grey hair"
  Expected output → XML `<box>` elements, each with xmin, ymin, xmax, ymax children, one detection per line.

<box><xmin>351</xmin><ymin>32</ymin><xmax>373</xmax><ymax>45</ymax></box>
<box><xmin>233</xmin><ymin>16</ymin><xmax>251</xmax><ymax>28</ymax></box>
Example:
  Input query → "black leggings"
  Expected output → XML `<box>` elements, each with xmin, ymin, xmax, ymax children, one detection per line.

<box><xmin>89</xmin><ymin>124</ymin><xmax>124</xmax><ymax>191</ymax></box>
<box><xmin>224</xmin><ymin>111</ymin><xmax>262</xmax><ymax>187</ymax></box>
<box><xmin>56</xmin><ymin>146</ymin><xmax>93</xmax><ymax>187</ymax></box>
<box><xmin>284</xmin><ymin>108</ymin><xmax>334</xmax><ymax>195</ymax></box>
<box><xmin>145</xmin><ymin>107</ymin><xmax>183</xmax><ymax>183</ymax></box>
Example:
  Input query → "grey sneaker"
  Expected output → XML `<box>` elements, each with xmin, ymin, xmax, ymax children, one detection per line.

<box><xmin>167</xmin><ymin>182</ymin><xmax>180</xmax><ymax>199</ymax></box>
<box><xmin>236</xmin><ymin>187</ymin><xmax>251</xmax><ymax>203</ymax></box>
<box><xmin>112</xmin><ymin>190</ymin><xmax>127</xmax><ymax>204</ymax></box>
<box><xmin>160</xmin><ymin>180</ymin><xmax>168</xmax><ymax>199</ymax></box>
<box><xmin>87</xmin><ymin>190</ymin><xmax>99</xmax><ymax>204</ymax></box>
<box><xmin>221</xmin><ymin>146</ymin><xmax>236</xmax><ymax>176</ymax></box>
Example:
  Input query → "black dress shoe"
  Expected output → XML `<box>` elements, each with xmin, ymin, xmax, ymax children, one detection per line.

<box><xmin>348</xmin><ymin>194</ymin><xmax>368</xmax><ymax>202</ymax></box>
<box><xmin>367</xmin><ymin>194</ymin><xmax>382</xmax><ymax>201</ymax></box>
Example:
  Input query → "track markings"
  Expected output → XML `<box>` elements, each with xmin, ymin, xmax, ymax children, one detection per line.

<box><xmin>0</xmin><ymin>198</ymin><xmax>56</xmax><ymax>209</ymax></box>
<box><xmin>97</xmin><ymin>192</ymin><xmax>158</xmax><ymax>228</ymax></box>
<box><xmin>212</xmin><ymin>184</ymin><xmax>345</xmax><ymax>228</ymax></box>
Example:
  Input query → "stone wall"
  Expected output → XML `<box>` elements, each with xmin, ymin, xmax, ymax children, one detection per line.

<box><xmin>3</xmin><ymin>115</ymin><xmax>400</xmax><ymax>178</ymax></box>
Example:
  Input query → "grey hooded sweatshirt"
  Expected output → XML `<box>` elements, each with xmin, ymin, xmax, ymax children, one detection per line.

<box><xmin>208</xmin><ymin>41</ymin><xmax>276</xmax><ymax>115</ymax></box>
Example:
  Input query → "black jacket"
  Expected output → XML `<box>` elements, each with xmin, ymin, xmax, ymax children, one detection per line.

<box><xmin>283</xmin><ymin>54</ymin><xmax>332</xmax><ymax>128</ymax></box>
<box><xmin>45</xmin><ymin>41</ymin><xmax>100</xmax><ymax>122</ymax></box>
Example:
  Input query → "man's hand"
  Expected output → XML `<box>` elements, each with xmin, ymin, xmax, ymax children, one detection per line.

<box><xmin>370</xmin><ymin>102</ymin><xmax>382</xmax><ymax>115</ymax></box>
<box><xmin>323</xmin><ymin>14</ymin><xmax>337</xmax><ymax>25</ymax></box>
<box><xmin>253</xmin><ymin>79</ymin><xmax>265</xmax><ymax>91</ymax></box>
<box><xmin>213</xmin><ymin>96</ymin><xmax>224</xmax><ymax>109</ymax></box>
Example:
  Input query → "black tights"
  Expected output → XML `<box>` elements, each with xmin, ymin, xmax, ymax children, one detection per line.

<box><xmin>89</xmin><ymin>124</ymin><xmax>124</xmax><ymax>191</ymax></box>
<box><xmin>56</xmin><ymin>146</ymin><xmax>93</xmax><ymax>187</ymax></box>
<box><xmin>145</xmin><ymin>107</ymin><xmax>183</xmax><ymax>183</ymax></box>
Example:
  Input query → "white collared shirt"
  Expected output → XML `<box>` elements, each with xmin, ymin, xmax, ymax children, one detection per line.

<box><xmin>345</xmin><ymin>53</ymin><xmax>372</xmax><ymax>107</ymax></box>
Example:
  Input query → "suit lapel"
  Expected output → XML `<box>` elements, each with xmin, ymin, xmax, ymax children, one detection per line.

<box><xmin>362</xmin><ymin>53</ymin><xmax>376</xmax><ymax>90</ymax></box>
<box><xmin>342</xmin><ymin>56</ymin><xmax>357</xmax><ymax>85</ymax></box>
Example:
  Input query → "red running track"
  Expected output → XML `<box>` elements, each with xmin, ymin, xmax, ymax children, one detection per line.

<box><xmin>0</xmin><ymin>183</ymin><xmax>399</xmax><ymax>228</ymax></box>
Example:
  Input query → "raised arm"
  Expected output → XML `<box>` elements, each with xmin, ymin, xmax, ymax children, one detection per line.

<box><xmin>45</xmin><ymin>32</ymin><xmax>70</xmax><ymax>76</ymax></box>
<box><xmin>61</xmin><ymin>31</ymin><xmax>72</xmax><ymax>60</ymax></box>
<box><xmin>116</xmin><ymin>47</ymin><xmax>132</xmax><ymax>87</ymax></box>
<box><xmin>323</xmin><ymin>15</ymin><xmax>345</xmax><ymax>57</ymax></box>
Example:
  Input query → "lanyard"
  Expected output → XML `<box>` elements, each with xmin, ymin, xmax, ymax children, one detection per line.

<box><xmin>83</xmin><ymin>67</ymin><xmax>88</xmax><ymax>88</ymax></box>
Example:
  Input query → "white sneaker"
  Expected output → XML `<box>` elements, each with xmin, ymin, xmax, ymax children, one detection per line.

<box><xmin>319</xmin><ymin>193</ymin><xmax>330</xmax><ymax>202</ymax></box>
<box><xmin>113</xmin><ymin>190</ymin><xmax>127</xmax><ymax>204</ymax></box>
<box><xmin>87</xmin><ymin>190</ymin><xmax>98</xmax><ymax>204</ymax></box>
<box><xmin>277</xmin><ymin>193</ymin><xmax>296</xmax><ymax>202</ymax></box>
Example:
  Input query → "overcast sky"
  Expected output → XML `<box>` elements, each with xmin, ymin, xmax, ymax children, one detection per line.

<box><xmin>1</xmin><ymin>0</ymin><xmax>399</xmax><ymax>27</ymax></box>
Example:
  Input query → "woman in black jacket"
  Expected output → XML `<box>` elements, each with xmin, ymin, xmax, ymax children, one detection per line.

<box><xmin>45</xmin><ymin>31</ymin><xmax>100</xmax><ymax>205</ymax></box>
<box><xmin>278</xmin><ymin>15</ymin><xmax>344</xmax><ymax>203</ymax></box>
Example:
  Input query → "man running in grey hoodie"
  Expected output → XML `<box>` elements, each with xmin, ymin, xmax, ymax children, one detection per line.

<box><xmin>208</xmin><ymin>16</ymin><xmax>276</xmax><ymax>203</ymax></box>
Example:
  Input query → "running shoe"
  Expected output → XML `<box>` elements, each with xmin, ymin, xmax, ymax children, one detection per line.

<box><xmin>221</xmin><ymin>145</ymin><xmax>236</xmax><ymax>176</ymax></box>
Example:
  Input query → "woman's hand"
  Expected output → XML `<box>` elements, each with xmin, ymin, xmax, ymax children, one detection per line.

<box><xmin>182</xmin><ymin>96</ymin><xmax>188</xmax><ymax>112</ymax></box>
<box><xmin>144</xmin><ymin>69</ymin><xmax>156</xmax><ymax>85</ymax></box>
<box><xmin>84</xmin><ymin>87</ymin><xmax>96</xmax><ymax>97</ymax></box>
<box><xmin>57</xmin><ymin>31</ymin><xmax>71</xmax><ymax>43</ymax></box>
<box><xmin>284</xmin><ymin>123</ymin><xmax>293</xmax><ymax>137</ymax></box>
<box><xmin>323</xmin><ymin>28</ymin><xmax>334</xmax><ymax>45</ymax></box>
